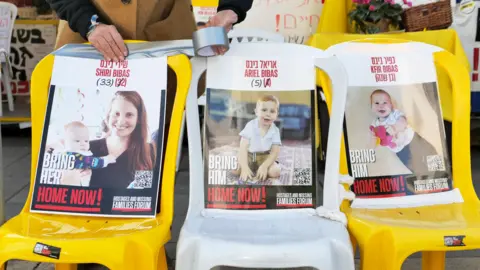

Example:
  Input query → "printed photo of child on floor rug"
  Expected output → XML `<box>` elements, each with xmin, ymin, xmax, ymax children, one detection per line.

<box><xmin>205</xmin><ymin>88</ymin><xmax>314</xmax><ymax>186</ymax></box>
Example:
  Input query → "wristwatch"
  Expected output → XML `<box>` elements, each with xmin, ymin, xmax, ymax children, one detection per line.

<box><xmin>86</xmin><ymin>14</ymin><xmax>100</xmax><ymax>38</ymax></box>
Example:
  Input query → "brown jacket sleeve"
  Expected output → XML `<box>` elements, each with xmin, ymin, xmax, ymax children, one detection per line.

<box><xmin>46</xmin><ymin>0</ymin><xmax>108</xmax><ymax>39</ymax></box>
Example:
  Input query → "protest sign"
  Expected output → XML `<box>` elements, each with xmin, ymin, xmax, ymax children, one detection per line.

<box><xmin>327</xmin><ymin>42</ymin><xmax>463</xmax><ymax>208</ymax></box>
<box><xmin>30</xmin><ymin>43</ymin><xmax>169</xmax><ymax>217</ymax></box>
<box><xmin>451</xmin><ymin>0</ymin><xmax>480</xmax><ymax>112</ymax></box>
<box><xmin>190</xmin><ymin>0</ymin><xmax>324</xmax><ymax>44</ymax></box>
<box><xmin>235</xmin><ymin>0</ymin><xmax>324</xmax><ymax>44</ymax></box>
<box><xmin>191</xmin><ymin>0</ymin><xmax>218</xmax><ymax>26</ymax></box>
<box><xmin>0</xmin><ymin>23</ymin><xmax>57</xmax><ymax>96</ymax></box>
<box><xmin>204</xmin><ymin>55</ymin><xmax>317</xmax><ymax>209</ymax></box>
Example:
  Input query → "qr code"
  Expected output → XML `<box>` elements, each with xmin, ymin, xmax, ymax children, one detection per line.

<box><xmin>293</xmin><ymin>168</ymin><xmax>312</xmax><ymax>185</ymax></box>
<box><xmin>132</xmin><ymin>170</ymin><xmax>153</xmax><ymax>188</ymax></box>
<box><xmin>427</xmin><ymin>155</ymin><xmax>446</xmax><ymax>172</ymax></box>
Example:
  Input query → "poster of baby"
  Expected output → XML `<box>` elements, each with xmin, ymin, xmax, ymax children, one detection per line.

<box><xmin>339</xmin><ymin>50</ymin><xmax>454</xmax><ymax>199</ymax></box>
<box><xmin>30</xmin><ymin>47</ymin><xmax>168</xmax><ymax>218</ymax></box>
<box><xmin>203</xmin><ymin>55</ymin><xmax>317</xmax><ymax>210</ymax></box>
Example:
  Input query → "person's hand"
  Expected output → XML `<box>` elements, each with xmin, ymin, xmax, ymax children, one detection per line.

<box><xmin>60</xmin><ymin>169</ymin><xmax>83</xmax><ymax>186</ymax></box>
<box><xmin>80</xmin><ymin>169</ymin><xmax>92</xmax><ymax>178</ymax></box>
<box><xmin>104</xmin><ymin>155</ymin><xmax>117</xmax><ymax>165</ymax></box>
<box><xmin>206</xmin><ymin>10</ymin><xmax>238</xmax><ymax>32</ymax></box>
<box><xmin>202</xmin><ymin>10</ymin><xmax>239</xmax><ymax>55</ymax></box>
<box><xmin>256</xmin><ymin>163</ymin><xmax>269</xmax><ymax>181</ymax></box>
<box><xmin>239</xmin><ymin>167</ymin><xmax>254</xmax><ymax>182</ymax></box>
<box><xmin>87</xmin><ymin>24</ymin><xmax>128</xmax><ymax>62</ymax></box>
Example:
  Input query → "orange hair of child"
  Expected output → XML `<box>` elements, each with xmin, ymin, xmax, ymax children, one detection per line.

<box><xmin>257</xmin><ymin>94</ymin><xmax>280</xmax><ymax>109</ymax></box>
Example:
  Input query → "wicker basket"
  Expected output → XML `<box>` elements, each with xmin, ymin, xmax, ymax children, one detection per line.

<box><xmin>402</xmin><ymin>0</ymin><xmax>452</xmax><ymax>32</ymax></box>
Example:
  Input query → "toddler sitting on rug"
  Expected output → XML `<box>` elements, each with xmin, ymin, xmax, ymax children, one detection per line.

<box><xmin>233</xmin><ymin>95</ymin><xmax>282</xmax><ymax>183</ymax></box>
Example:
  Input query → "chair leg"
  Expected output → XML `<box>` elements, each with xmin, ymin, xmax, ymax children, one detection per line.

<box><xmin>176</xmin><ymin>112</ymin><xmax>186</xmax><ymax>173</ymax></box>
<box><xmin>1</xmin><ymin>63</ymin><xmax>13</xmax><ymax>112</ymax></box>
<box><xmin>0</xmin><ymin>71</ymin><xmax>3</xmax><ymax>117</ymax></box>
<box><xmin>349</xmin><ymin>234</ymin><xmax>358</xmax><ymax>256</ymax></box>
<box><xmin>422</xmin><ymin>251</ymin><xmax>445</xmax><ymax>270</ymax></box>
<box><xmin>157</xmin><ymin>246</ymin><xmax>169</xmax><ymax>270</ymax></box>
<box><xmin>55</xmin><ymin>263</ymin><xmax>78</xmax><ymax>270</ymax></box>
<box><xmin>359</xmin><ymin>232</ymin><xmax>404</xmax><ymax>270</ymax></box>
<box><xmin>360</xmin><ymin>250</ymin><xmax>402</xmax><ymax>270</ymax></box>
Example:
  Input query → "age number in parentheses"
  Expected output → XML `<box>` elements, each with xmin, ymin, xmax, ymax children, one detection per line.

<box><xmin>97</xmin><ymin>78</ymin><xmax>114</xmax><ymax>87</ymax></box>
<box><xmin>251</xmin><ymin>78</ymin><xmax>272</xmax><ymax>88</ymax></box>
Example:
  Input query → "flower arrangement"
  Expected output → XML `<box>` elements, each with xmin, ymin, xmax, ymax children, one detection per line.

<box><xmin>348</xmin><ymin>0</ymin><xmax>412</xmax><ymax>34</ymax></box>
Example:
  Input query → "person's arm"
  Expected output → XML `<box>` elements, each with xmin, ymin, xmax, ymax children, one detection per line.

<box><xmin>216</xmin><ymin>0</ymin><xmax>254</xmax><ymax>25</ymax></box>
<box><xmin>47</xmin><ymin>0</ymin><xmax>127</xmax><ymax>61</ymax></box>
<box><xmin>46</xmin><ymin>0</ymin><xmax>106</xmax><ymax>40</ymax></box>
<box><xmin>238</xmin><ymin>137</ymin><xmax>254</xmax><ymax>181</ymax></box>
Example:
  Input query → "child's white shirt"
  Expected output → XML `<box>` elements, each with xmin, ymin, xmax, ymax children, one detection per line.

<box><xmin>372</xmin><ymin>109</ymin><xmax>414</xmax><ymax>153</ymax></box>
<box><xmin>239</xmin><ymin>118</ymin><xmax>282</xmax><ymax>153</ymax></box>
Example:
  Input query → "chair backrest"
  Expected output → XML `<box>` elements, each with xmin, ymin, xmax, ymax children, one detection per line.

<box><xmin>321</xmin><ymin>40</ymin><xmax>470</xmax><ymax>210</ymax></box>
<box><xmin>25</xmin><ymin>41</ymin><xmax>191</xmax><ymax>224</ymax></box>
<box><xmin>0</xmin><ymin>2</ymin><xmax>17</xmax><ymax>61</ymax></box>
<box><xmin>313</xmin><ymin>37</ymin><xmax>455</xmax><ymax>177</ymax></box>
<box><xmin>185</xmin><ymin>42</ymin><xmax>349</xmax><ymax>219</ymax></box>
<box><xmin>308</xmin><ymin>30</ymin><xmax>470</xmax><ymax>123</ymax></box>
<box><xmin>197</xmin><ymin>30</ymin><xmax>284</xmax><ymax>106</ymax></box>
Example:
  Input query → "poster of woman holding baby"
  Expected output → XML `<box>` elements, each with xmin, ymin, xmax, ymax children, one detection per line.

<box><xmin>30</xmin><ymin>48</ymin><xmax>167</xmax><ymax>218</ymax></box>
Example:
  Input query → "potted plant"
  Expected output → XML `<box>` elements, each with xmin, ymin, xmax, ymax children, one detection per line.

<box><xmin>348</xmin><ymin>0</ymin><xmax>411</xmax><ymax>34</ymax></box>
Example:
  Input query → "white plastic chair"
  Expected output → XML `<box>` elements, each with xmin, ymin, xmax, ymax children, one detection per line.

<box><xmin>176</xmin><ymin>42</ymin><xmax>355</xmax><ymax>270</ymax></box>
<box><xmin>0</xmin><ymin>2</ymin><xmax>16</xmax><ymax>115</ymax></box>
<box><xmin>176</xmin><ymin>29</ymin><xmax>284</xmax><ymax>172</ymax></box>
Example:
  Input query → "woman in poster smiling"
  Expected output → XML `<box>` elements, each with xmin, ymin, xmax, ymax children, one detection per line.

<box><xmin>49</xmin><ymin>90</ymin><xmax>155</xmax><ymax>189</ymax></box>
<box><xmin>88</xmin><ymin>91</ymin><xmax>156</xmax><ymax>189</ymax></box>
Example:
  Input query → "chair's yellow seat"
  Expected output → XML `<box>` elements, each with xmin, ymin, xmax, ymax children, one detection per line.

<box><xmin>347</xmin><ymin>202</ymin><xmax>480</xmax><ymax>230</ymax></box>
<box><xmin>0</xmin><ymin>213</ymin><xmax>168</xmax><ymax>240</ymax></box>
<box><xmin>0</xmin><ymin>212</ymin><xmax>170</xmax><ymax>268</ymax></box>
<box><xmin>344</xmin><ymin>202</ymin><xmax>480</xmax><ymax>270</ymax></box>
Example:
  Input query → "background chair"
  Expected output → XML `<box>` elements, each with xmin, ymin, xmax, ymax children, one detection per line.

<box><xmin>176</xmin><ymin>29</ymin><xmax>285</xmax><ymax>172</ymax></box>
<box><xmin>0</xmin><ymin>42</ymin><xmax>191</xmax><ymax>270</ymax></box>
<box><xmin>176</xmin><ymin>41</ymin><xmax>355</xmax><ymax>270</ymax></box>
<box><xmin>0</xmin><ymin>1</ymin><xmax>17</xmax><ymax>115</ymax></box>
<box><xmin>315</xmin><ymin>38</ymin><xmax>476</xmax><ymax>270</ymax></box>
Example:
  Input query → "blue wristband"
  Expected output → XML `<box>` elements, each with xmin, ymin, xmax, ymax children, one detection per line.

<box><xmin>87</xmin><ymin>14</ymin><xmax>100</xmax><ymax>38</ymax></box>
<box><xmin>88</xmin><ymin>14</ymin><xmax>99</xmax><ymax>31</ymax></box>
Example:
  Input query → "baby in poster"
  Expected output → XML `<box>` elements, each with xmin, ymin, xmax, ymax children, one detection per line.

<box><xmin>368</xmin><ymin>88</ymin><xmax>442</xmax><ymax>193</ymax></box>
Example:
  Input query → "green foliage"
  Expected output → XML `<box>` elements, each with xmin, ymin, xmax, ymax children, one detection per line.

<box><xmin>348</xmin><ymin>0</ymin><xmax>404</xmax><ymax>34</ymax></box>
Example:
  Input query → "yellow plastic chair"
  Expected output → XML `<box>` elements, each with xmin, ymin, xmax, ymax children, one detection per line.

<box><xmin>311</xmin><ymin>0</ymin><xmax>470</xmax><ymax>123</ymax></box>
<box><xmin>315</xmin><ymin>39</ymin><xmax>477</xmax><ymax>269</ymax></box>
<box><xmin>0</xmin><ymin>41</ymin><xmax>192</xmax><ymax>270</ymax></box>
